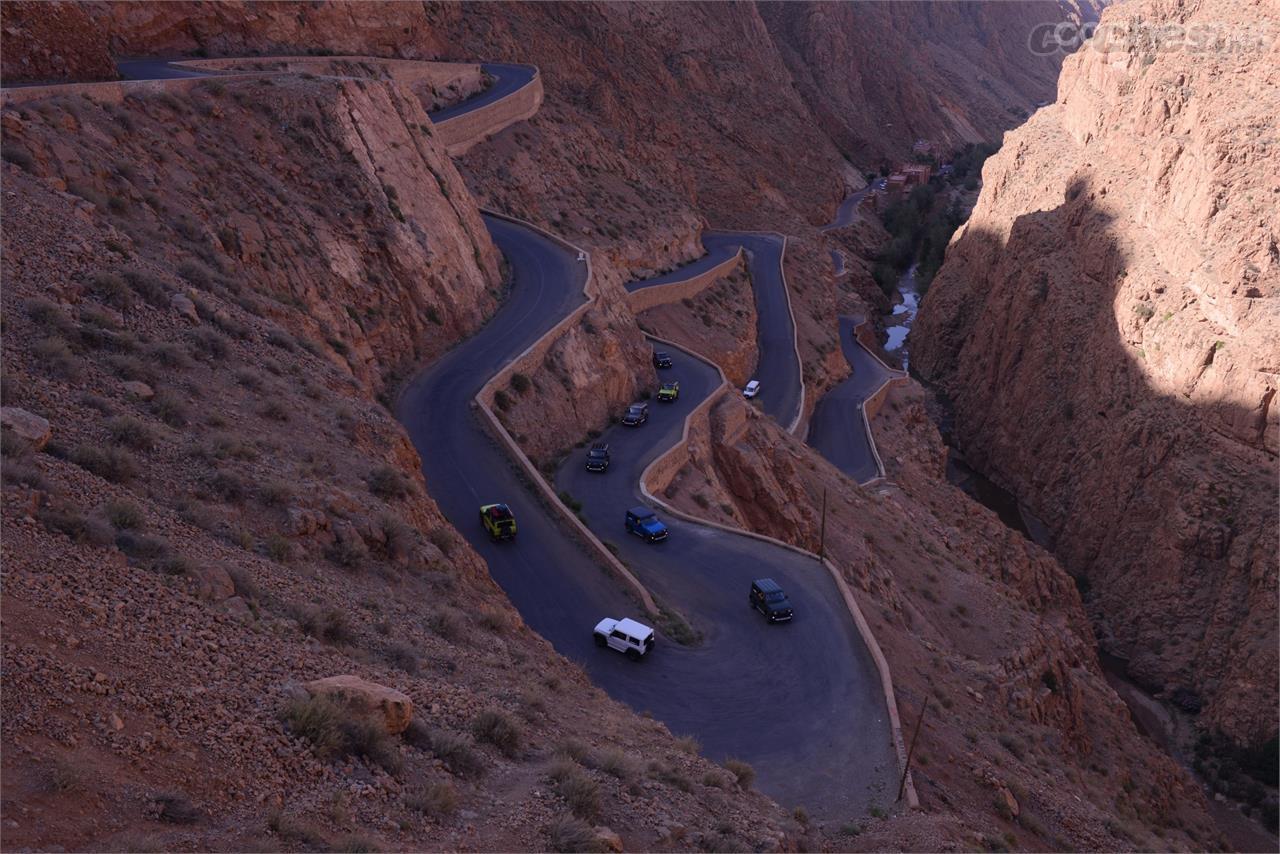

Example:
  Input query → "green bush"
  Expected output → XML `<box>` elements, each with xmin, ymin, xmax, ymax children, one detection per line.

<box><xmin>40</xmin><ymin>506</ymin><xmax>113</xmax><ymax>545</ymax></box>
<box><xmin>297</xmin><ymin>606</ymin><xmax>352</xmax><ymax>645</ymax></box>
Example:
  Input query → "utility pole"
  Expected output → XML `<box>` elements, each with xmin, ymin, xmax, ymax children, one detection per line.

<box><xmin>818</xmin><ymin>488</ymin><xmax>827</xmax><ymax>562</ymax></box>
<box><xmin>897</xmin><ymin>695</ymin><xmax>929</xmax><ymax>803</ymax></box>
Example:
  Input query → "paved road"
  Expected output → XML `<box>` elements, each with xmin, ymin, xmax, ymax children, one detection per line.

<box><xmin>821</xmin><ymin>184</ymin><xmax>874</xmax><ymax>232</ymax></box>
<box><xmin>117</xmin><ymin>59</ymin><xmax>211</xmax><ymax>80</ymax></box>
<box><xmin>806</xmin><ymin>317</ymin><xmax>900</xmax><ymax>484</ymax></box>
<box><xmin>79</xmin><ymin>51</ymin><xmax>898</xmax><ymax>819</ymax></box>
<box><xmin>399</xmin><ymin>218</ymin><xmax>896</xmax><ymax>818</ymax></box>
<box><xmin>626</xmin><ymin>231</ymin><xmax>802</xmax><ymax>431</ymax></box>
<box><xmin>427</xmin><ymin>63</ymin><xmax>537</xmax><ymax>123</ymax></box>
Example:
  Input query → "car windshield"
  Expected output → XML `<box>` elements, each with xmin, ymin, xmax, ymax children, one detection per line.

<box><xmin>588</xmin><ymin>450</ymin><xmax>606</xmax><ymax>459</ymax></box>
<box><xmin>486</xmin><ymin>506</ymin><xmax>512</xmax><ymax>520</ymax></box>
<box><xmin>765</xmin><ymin>591</ymin><xmax>787</xmax><ymax>602</ymax></box>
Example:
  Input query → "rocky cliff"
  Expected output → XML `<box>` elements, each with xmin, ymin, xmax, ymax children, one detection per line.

<box><xmin>760</xmin><ymin>1</ymin><xmax>1105</xmax><ymax>168</ymax></box>
<box><xmin>913</xmin><ymin>0</ymin><xmax>1278</xmax><ymax>751</ymax></box>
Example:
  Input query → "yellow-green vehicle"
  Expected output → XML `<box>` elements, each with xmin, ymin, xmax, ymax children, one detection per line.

<box><xmin>657</xmin><ymin>381</ymin><xmax>680</xmax><ymax>402</ymax></box>
<box><xmin>479</xmin><ymin>503</ymin><xmax>517</xmax><ymax>541</ymax></box>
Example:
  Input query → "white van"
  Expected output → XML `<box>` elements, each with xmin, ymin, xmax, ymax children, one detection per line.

<box><xmin>743</xmin><ymin>380</ymin><xmax>761</xmax><ymax>399</ymax></box>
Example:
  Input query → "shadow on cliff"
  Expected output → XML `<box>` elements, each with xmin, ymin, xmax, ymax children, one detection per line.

<box><xmin>913</xmin><ymin>177</ymin><xmax>1278</xmax><ymax>761</ymax></box>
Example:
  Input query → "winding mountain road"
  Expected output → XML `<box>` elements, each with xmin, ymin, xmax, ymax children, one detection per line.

<box><xmin>806</xmin><ymin>317</ymin><xmax>900</xmax><ymax>484</ymax></box>
<box><xmin>17</xmin><ymin>52</ymin><xmax>903</xmax><ymax>820</ymax></box>
<box><xmin>625</xmin><ymin>232</ymin><xmax>802</xmax><ymax>430</ymax></box>
<box><xmin>399</xmin><ymin>218</ymin><xmax>896</xmax><ymax>817</ymax></box>
<box><xmin>427</xmin><ymin>62</ymin><xmax>538</xmax><ymax>124</ymax></box>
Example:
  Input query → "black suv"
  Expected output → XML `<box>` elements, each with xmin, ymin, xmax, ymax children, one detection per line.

<box><xmin>621</xmin><ymin>402</ymin><xmax>649</xmax><ymax>426</ymax></box>
<box><xmin>749</xmin><ymin>578</ymin><xmax>793</xmax><ymax>623</ymax></box>
<box><xmin>585</xmin><ymin>443</ymin><xmax>610</xmax><ymax>472</ymax></box>
<box><xmin>652</xmin><ymin>351</ymin><xmax>673</xmax><ymax>369</ymax></box>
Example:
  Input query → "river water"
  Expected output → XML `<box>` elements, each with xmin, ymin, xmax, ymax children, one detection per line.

<box><xmin>883</xmin><ymin>263</ymin><xmax>919</xmax><ymax>371</ymax></box>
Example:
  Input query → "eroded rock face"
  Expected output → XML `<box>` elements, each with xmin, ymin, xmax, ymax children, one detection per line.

<box><xmin>913</xmin><ymin>0</ymin><xmax>1278</xmax><ymax>746</ymax></box>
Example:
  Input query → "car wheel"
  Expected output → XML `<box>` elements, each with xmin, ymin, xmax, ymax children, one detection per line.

<box><xmin>593</xmin><ymin>633</ymin><xmax>606</xmax><ymax>648</ymax></box>
<box><xmin>625</xmin><ymin>648</ymin><xmax>641</xmax><ymax>661</ymax></box>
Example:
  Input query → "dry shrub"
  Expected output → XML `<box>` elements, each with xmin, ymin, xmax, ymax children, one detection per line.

<box><xmin>472</xmin><ymin>709</ymin><xmax>522</xmax><ymax>759</ymax></box>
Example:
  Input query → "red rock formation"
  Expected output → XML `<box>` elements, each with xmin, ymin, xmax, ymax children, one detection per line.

<box><xmin>0</xmin><ymin>1</ymin><xmax>116</xmax><ymax>83</ymax></box>
<box><xmin>759</xmin><ymin>1</ymin><xmax>1105</xmax><ymax>166</ymax></box>
<box><xmin>913</xmin><ymin>0</ymin><xmax>1278</xmax><ymax>748</ymax></box>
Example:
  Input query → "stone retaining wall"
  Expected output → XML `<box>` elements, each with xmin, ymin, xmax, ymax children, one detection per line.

<box><xmin>433</xmin><ymin>69</ymin><xmax>544</xmax><ymax>157</ymax></box>
<box><xmin>624</xmin><ymin>249</ymin><xmax>743</xmax><ymax>314</ymax></box>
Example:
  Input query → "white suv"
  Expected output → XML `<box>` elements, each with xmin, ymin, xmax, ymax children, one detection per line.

<box><xmin>593</xmin><ymin>617</ymin><xmax>655</xmax><ymax>661</ymax></box>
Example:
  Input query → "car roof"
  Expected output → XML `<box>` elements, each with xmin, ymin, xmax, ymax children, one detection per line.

<box><xmin>753</xmin><ymin>577</ymin><xmax>783</xmax><ymax>592</ymax></box>
<box><xmin>628</xmin><ymin>402</ymin><xmax>646</xmax><ymax>409</ymax></box>
<box><xmin>616</xmin><ymin>618</ymin><xmax>653</xmax><ymax>638</ymax></box>
<box><xmin>590</xmin><ymin>442</ymin><xmax>608</xmax><ymax>451</ymax></box>
<box><xmin>746</xmin><ymin>380</ymin><xmax>760</xmax><ymax>387</ymax></box>
<box><xmin>628</xmin><ymin>506</ymin><xmax>655</xmax><ymax>518</ymax></box>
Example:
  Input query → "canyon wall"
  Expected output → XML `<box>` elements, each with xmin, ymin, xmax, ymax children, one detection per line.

<box><xmin>759</xmin><ymin>1</ymin><xmax>1105</xmax><ymax>170</ymax></box>
<box><xmin>913</xmin><ymin>0</ymin><xmax>1278</xmax><ymax>749</ymax></box>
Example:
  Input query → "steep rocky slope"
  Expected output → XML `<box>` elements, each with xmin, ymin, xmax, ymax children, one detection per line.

<box><xmin>658</xmin><ymin>386</ymin><xmax>1220</xmax><ymax>850</ymax></box>
<box><xmin>913</xmin><ymin>0</ymin><xmax>1278</xmax><ymax>752</ymax></box>
<box><xmin>0</xmin><ymin>73</ymin><xmax>805</xmax><ymax>851</ymax></box>
<box><xmin>760</xmin><ymin>1</ymin><xmax>1105</xmax><ymax>167</ymax></box>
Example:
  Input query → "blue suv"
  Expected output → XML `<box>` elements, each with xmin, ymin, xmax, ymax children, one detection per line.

<box><xmin>625</xmin><ymin>507</ymin><xmax>668</xmax><ymax>542</ymax></box>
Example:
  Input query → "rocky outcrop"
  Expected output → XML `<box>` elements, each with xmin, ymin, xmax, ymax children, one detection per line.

<box><xmin>913</xmin><ymin>0</ymin><xmax>1278</xmax><ymax>748</ymax></box>
<box><xmin>1</xmin><ymin>69</ymin><xmax>500</xmax><ymax>394</ymax></box>
<box><xmin>303</xmin><ymin>675</ymin><xmax>414</xmax><ymax>734</ymax></box>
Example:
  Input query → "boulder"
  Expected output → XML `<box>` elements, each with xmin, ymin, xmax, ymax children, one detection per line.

<box><xmin>122</xmin><ymin>381</ymin><xmax>154</xmax><ymax>401</ymax></box>
<box><xmin>170</xmin><ymin>293</ymin><xmax>199</xmax><ymax>323</ymax></box>
<box><xmin>594</xmin><ymin>826</ymin><xmax>624</xmax><ymax>853</ymax></box>
<box><xmin>303</xmin><ymin>675</ymin><xmax>412</xmax><ymax>734</ymax></box>
<box><xmin>0</xmin><ymin>407</ymin><xmax>51</xmax><ymax>451</ymax></box>
<box><xmin>189</xmin><ymin>563</ymin><xmax>235</xmax><ymax>602</ymax></box>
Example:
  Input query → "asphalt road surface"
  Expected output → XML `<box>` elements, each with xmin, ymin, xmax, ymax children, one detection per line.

<box><xmin>117</xmin><ymin>59</ymin><xmax>212</xmax><ymax>80</ymax></box>
<box><xmin>806</xmin><ymin>317</ymin><xmax>899</xmax><ymax>483</ymax></box>
<box><xmin>399</xmin><ymin>216</ymin><xmax>897</xmax><ymax>818</ymax></box>
<box><xmin>626</xmin><ymin>231</ymin><xmax>802</xmax><ymax>431</ymax></box>
<box><xmin>427</xmin><ymin>63</ymin><xmax>538</xmax><ymax>123</ymax></box>
<box><xmin>821</xmin><ymin>184</ymin><xmax>875</xmax><ymax>232</ymax></box>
